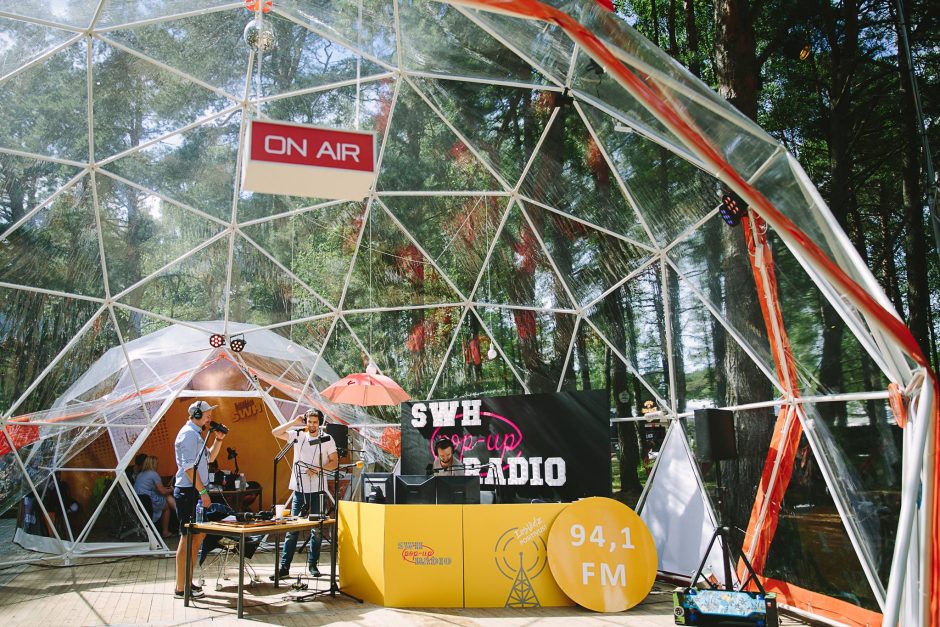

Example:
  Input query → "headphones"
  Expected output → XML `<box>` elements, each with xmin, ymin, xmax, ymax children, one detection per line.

<box><xmin>189</xmin><ymin>400</ymin><xmax>211</xmax><ymax>421</ymax></box>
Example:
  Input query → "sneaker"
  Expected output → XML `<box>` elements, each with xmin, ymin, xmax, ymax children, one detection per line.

<box><xmin>190</xmin><ymin>583</ymin><xmax>202</xmax><ymax>593</ymax></box>
<box><xmin>174</xmin><ymin>588</ymin><xmax>205</xmax><ymax>599</ymax></box>
<box><xmin>308</xmin><ymin>565</ymin><xmax>322</xmax><ymax>578</ymax></box>
<box><xmin>268</xmin><ymin>569</ymin><xmax>289</xmax><ymax>581</ymax></box>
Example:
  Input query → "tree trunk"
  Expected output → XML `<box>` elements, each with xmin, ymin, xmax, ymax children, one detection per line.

<box><xmin>817</xmin><ymin>0</ymin><xmax>859</xmax><ymax>427</ymax></box>
<box><xmin>704</xmin><ymin>218</ymin><xmax>727</xmax><ymax>405</ymax></box>
<box><xmin>683</xmin><ymin>0</ymin><xmax>701</xmax><ymax>77</ymax></box>
<box><xmin>667</xmin><ymin>0</ymin><xmax>678</xmax><ymax>56</ymax></box>
<box><xmin>894</xmin><ymin>0</ymin><xmax>930</xmax><ymax>359</ymax></box>
<box><xmin>714</xmin><ymin>0</ymin><xmax>759</xmax><ymax>119</ymax></box>
<box><xmin>713</xmin><ymin>0</ymin><xmax>773</xmax><ymax>532</ymax></box>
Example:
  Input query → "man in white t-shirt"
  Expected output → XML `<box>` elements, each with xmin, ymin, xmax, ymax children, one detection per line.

<box><xmin>271</xmin><ymin>409</ymin><xmax>338</xmax><ymax>578</ymax></box>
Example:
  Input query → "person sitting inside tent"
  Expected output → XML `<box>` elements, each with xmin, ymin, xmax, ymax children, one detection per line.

<box><xmin>135</xmin><ymin>455</ymin><xmax>177</xmax><ymax>538</ymax></box>
<box><xmin>125</xmin><ymin>453</ymin><xmax>148</xmax><ymax>484</ymax></box>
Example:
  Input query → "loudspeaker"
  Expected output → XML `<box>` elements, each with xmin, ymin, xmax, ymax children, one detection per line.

<box><xmin>325</xmin><ymin>423</ymin><xmax>349</xmax><ymax>454</ymax></box>
<box><xmin>693</xmin><ymin>408</ymin><xmax>737</xmax><ymax>462</ymax></box>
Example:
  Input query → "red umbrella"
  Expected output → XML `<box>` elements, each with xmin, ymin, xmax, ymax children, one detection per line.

<box><xmin>321</xmin><ymin>371</ymin><xmax>411</xmax><ymax>406</ymax></box>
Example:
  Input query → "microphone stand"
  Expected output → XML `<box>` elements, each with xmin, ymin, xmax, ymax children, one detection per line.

<box><xmin>290</xmin><ymin>461</ymin><xmax>363</xmax><ymax>604</ymax></box>
<box><xmin>184</xmin><ymin>426</ymin><xmax>213</xmax><ymax>607</ymax></box>
<box><xmin>284</xmin><ymin>431</ymin><xmax>327</xmax><ymax>596</ymax></box>
<box><xmin>271</xmin><ymin>430</ymin><xmax>299</xmax><ymax>588</ymax></box>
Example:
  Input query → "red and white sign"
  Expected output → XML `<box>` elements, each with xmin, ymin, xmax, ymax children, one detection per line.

<box><xmin>241</xmin><ymin>119</ymin><xmax>376</xmax><ymax>201</ymax></box>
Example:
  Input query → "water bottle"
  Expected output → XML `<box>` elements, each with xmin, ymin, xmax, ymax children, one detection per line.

<box><xmin>195</xmin><ymin>498</ymin><xmax>204</xmax><ymax>524</ymax></box>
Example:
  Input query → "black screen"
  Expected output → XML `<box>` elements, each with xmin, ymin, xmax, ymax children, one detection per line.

<box><xmin>435</xmin><ymin>475</ymin><xmax>481</xmax><ymax>504</ymax></box>
<box><xmin>394</xmin><ymin>475</ymin><xmax>435</xmax><ymax>504</ymax></box>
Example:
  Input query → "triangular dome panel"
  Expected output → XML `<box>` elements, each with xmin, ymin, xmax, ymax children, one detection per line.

<box><xmin>276</xmin><ymin>0</ymin><xmax>398</xmax><ymax>68</ymax></box>
<box><xmin>91</xmin><ymin>38</ymin><xmax>235</xmax><ymax>160</ymax></box>
<box><xmin>521</xmin><ymin>200</ymin><xmax>656</xmax><ymax>308</ymax></box>
<box><xmin>6</xmin><ymin>308</ymin><xmax>125</xmax><ymax>418</ymax></box>
<box><xmin>102</xmin><ymin>11</ymin><xmax>248</xmax><ymax>98</ymax></box>
<box><xmin>666</xmin><ymin>213</ymin><xmax>781</xmax><ymax>392</ymax></box>
<box><xmin>377</xmin><ymin>82</ymin><xmax>503</xmax><ymax>191</ymax></box>
<box><xmin>97</xmin><ymin>177</ymin><xmax>226</xmax><ymax>296</ymax></box>
<box><xmin>0</xmin><ymin>41</ymin><xmax>88</xmax><ymax>162</ymax></box>
<box><xmin>0</xmin><ymin>16</ymin><xmax>77</xmax><ymax>78</ymax></box>
<box><xmin>519</xmin><ymin>99</ymin><xmax>650</xmax><ymax>246</ymax></box>
<box><xmin>382</xmin><ymin>194</ymin><xmax>507</xmax><ymax>298</ymax></box>
<box><xmin>228</xmin><ymin>233</ymin><xmax>332</xmax><ymax>326</ymax></box>
<box><xmin>458</xmin><ymin>7</ymin><xmax>575</xmax><ymax>87</ymax></box>
<box><xmin>762</xmin><ymin>423</ymin><xmax>884</xmax><ymax>612</ymax></box>
<box><xmin>2</xmin><ymin>2</ymin><xmax>97</xmax><ymax>29</ymax></box>
<box><xmin>411</xmin><ymin>77</ymin><xmax>551</xmax><ymax>186</ymax></box>
<box><xmin>473</xmin><ymin>202</ymin><xmax>574</xmax><ymax>310</ymax></box>
<box><xmin>0</xmin><ymin>289</ymin><xmax>103</xmax><ymax>416</ymax></box>
<box><xmin>580</xmin><ymin>101</ymin><xmax>722</xmax><ymax>249</ymax></box>
<box><xmin>433</xmin><ymin>308</ymin><xmax>524</xmax><ymax>399</ymax></box>
<box><xmin>233</xmin><ymin>12</ymin><xmax>393</xmax><ymax>100</ymax></box>
<box><xmin>118</xmin><ymin>236</ymin><xmax>230</xmax><ymax>322</ymax></box>
<box><xmin>342</xmin><ymin>201</ymin><xmax>464</xmax><ymax>310</ymax></box>
<box><xmin>0</xmin><ymin>177</ymin><xmax>105</xmax><ymax>298</ymax></box>
<box><xmin>346</xmin><ymin>306</ymin><xmax>462</xmax><ymax>400</ymax></box>
<box><xmin>96</xmin><ymin>1</ymin><xmax>241</xmax><ymax>30</ymax></box>
<box><xmin>586</xmin><ymin>266</ymin><xmax>671</xmax><ymax>406</ymax></box>
<box><xmin>0</xmin><ymin>153</ymin><xmax>86</xmax><ymax>232</ymax></box>
<box><xmin>477</xmin><ymin>305</ymin><xmax>576</xmax><ymax>395</ymax></box>
<box><xmin>396</xmin><ymin>0</ymin><xmax>553</xmax><ymax>85</ymax></box>
<box><xmin>559</xmin><ymin>317</ymin><xmax>606</xmax><ymax>393</ymax></box>
<box><xmin>240</xmin><ymin>202</ymin><xmax>366</xmax><ymax>308</ymax></box>
<box><xmin>101</xmin><ymin>111</ymin><xmax>241</xmax><ymax>222</ymax></box>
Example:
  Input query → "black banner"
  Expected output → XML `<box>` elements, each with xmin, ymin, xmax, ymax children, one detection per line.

<box><xmin>400</xmin><ymin>390</ymin><xmax>611</xmax><ymax>502</ymax></box>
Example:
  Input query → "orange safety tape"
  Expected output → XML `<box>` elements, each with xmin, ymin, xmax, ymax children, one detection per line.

<box><xmin>737</xmin><ymin>214</ymin><xmax>804</xmax><ymax>577</ymax></box>
<box><xmin>754</xmin><ymin>576</ymin><xmax>884</xmax><ymax>627</ymax></box>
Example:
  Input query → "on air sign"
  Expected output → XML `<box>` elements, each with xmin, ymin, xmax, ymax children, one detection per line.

<box><xmin>241</xmin><ymin>119</ymin><xmax>376</xmax><ymax>200</ymax></box>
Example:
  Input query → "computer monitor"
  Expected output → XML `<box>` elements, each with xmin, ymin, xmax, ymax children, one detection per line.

<box><xmin>394</xmin><ymin>475</ymin><xmax>436</xmax><ymax>504</ymax></box>
<box><xmin>361</xmin><ymin>472</ymin><xmax>391</xmax><ymax>503</ymax></box>
<box><xmin>435</xmin><ymin>475</ymin><xmax>481</xmax><ymax>504</ymax></box>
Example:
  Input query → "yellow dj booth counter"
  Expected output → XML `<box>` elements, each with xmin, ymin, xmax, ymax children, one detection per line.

<box><xmin>338</xmin><ymin>501</ymin><xmax>574</xmax><ymax>607</ymax></box>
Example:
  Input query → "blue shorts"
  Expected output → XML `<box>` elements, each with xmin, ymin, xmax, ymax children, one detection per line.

<box><xmin>173</xmin><ymin>486</ymin><xmax>197</xmax><ymax>535</ymax></box>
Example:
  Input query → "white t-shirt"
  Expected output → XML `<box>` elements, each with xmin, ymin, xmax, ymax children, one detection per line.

<box><xmin>289</xmin><ymin>430</ymin><xmax>337</xmax><ymax>493</ymax></box>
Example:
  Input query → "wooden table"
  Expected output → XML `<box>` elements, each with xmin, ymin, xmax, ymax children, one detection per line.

<box><xmin>184</xmin><ymin>517</ymin><xmax>334</xmax><ymax>618</ymax></box>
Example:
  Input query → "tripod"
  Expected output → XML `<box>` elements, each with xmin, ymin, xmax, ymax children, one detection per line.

<box><xmin>288</xmin><ymin>462</ymin><xmax>362</xmax><ymax>604</ymax></box>
<box><xmin>691</xmin><ymin>459</ymin><xmax>765</xmax><ymax>594</ymax></box>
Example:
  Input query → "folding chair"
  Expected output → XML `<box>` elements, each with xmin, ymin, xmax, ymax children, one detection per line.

<box><xmin>196</xmin><ymin>503</ymin><xmax>263</xmax><ymax>591</ymax></box>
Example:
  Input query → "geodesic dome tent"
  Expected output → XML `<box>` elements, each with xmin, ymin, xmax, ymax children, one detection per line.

<box><xmin>3</xmin><ymin>320</ymin><xmax>396</xmax><ymax>558</ymax></box>
<box><xmin>0</xmin><ymin>0</ymin><xmax>935</xmax><ymax>625</ymax></box>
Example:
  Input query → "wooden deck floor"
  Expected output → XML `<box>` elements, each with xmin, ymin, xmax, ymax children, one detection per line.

<box><xmin>0</xmin><ymin>523</ymin><xmax>808</xmax><ymax>627</ymax></box>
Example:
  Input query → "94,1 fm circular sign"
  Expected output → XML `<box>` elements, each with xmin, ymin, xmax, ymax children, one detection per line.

<box><xmin>547</xmin><ymin>497</ymin><xmax>657</xmax><ymax>612</ymax></box>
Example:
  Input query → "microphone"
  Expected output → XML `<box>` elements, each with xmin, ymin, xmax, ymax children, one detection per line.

<box><xmin>209</xmin><ymin>420</ymin><xmax>229</xmax><ymax>434</ymax></box>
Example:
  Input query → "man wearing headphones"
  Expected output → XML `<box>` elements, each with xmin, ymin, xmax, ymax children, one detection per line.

<box><xmin>271</xmin><ymin>409</ymin><xmax>337</xmax><ymax>578</ymax></box>
<box><xmin>432</xmin><ymin>438</ymin><xmax>465</xmax><ymax>476</ymax></box>
<box><xmin>173</xmin><ymin>400</ymin><xmax>227</xmax><ymax>599</ymax></box>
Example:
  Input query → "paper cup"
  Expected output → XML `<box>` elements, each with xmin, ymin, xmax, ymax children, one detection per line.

<box><xmin>275</xmin><ymin>504</ymin><xmax>286</xmax><ymax>519</ymax></box>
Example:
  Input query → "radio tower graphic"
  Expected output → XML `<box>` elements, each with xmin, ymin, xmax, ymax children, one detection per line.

<box><xmin>495</xmin><ymin>528</ymin><xmax>548</xmax><ymax>608</ymax></box>
<box><xmin>505</xmin><ymin>552</ymin><xmax>539</xmax><ymax>608</ymax></box>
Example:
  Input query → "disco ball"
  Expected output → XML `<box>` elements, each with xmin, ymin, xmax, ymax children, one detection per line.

<box><xmin>243</xmin><ymin>17</ymin><xmax>276</xmax><ymax>53</ymax></box>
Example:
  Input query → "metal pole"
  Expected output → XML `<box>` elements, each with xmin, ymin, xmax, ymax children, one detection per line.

<box><xmin>883</xmin><ymin>375</ymin><xmax>934</xmax><ymax>625</ymax></box>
